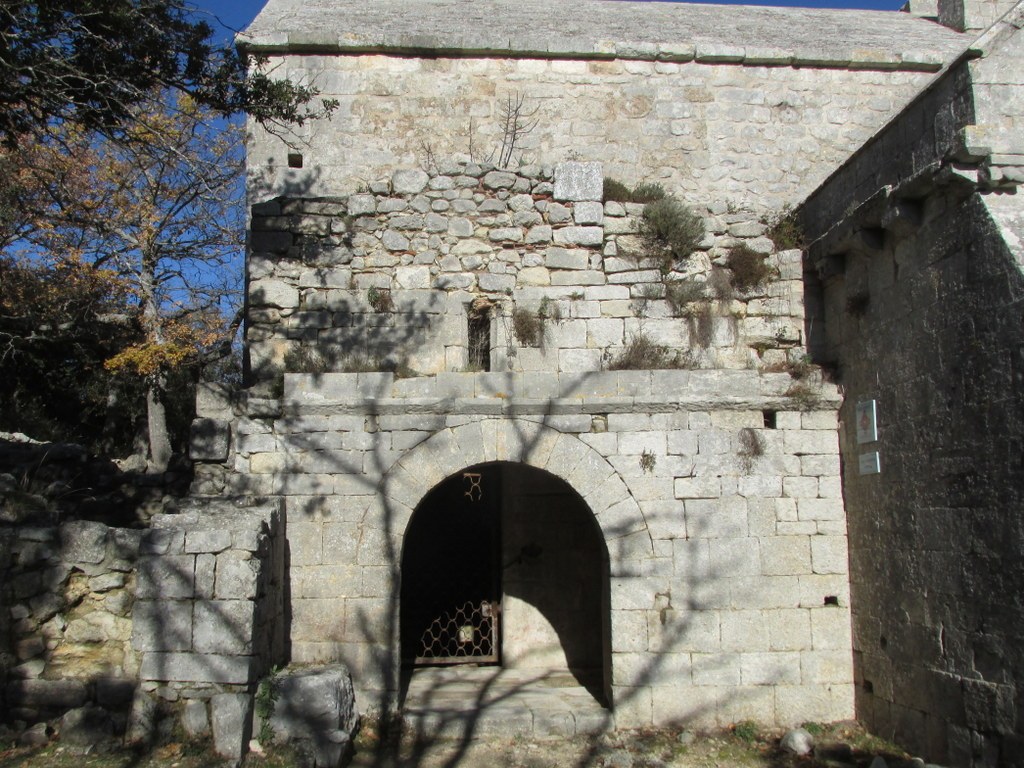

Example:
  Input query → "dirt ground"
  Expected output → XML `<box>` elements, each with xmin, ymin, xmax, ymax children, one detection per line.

<box><xmin>0</xmin><ymin>721</ymin><xmax>920</xmax><ymax>768</ymax></box>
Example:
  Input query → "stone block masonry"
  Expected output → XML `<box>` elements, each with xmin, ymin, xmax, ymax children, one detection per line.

<box><xmin>129</xmin><ymin>501</ymin><xmax>287</xmax><ymax>757</ymax></box>
<box><xmin>799</xmin><ymin>8</ymin><xmax>1024</xmax><ymax>763</ymax></box>
<box><xmin>193</xmin><ymin>362</ymin><xmax>854</xmax><ymax>729</ymax></box>
<box><xmin>244</xmin><ymin>0</ymin><xmax>967</xmax><ymax>214</ymax></box>
<box><xmin>246</xmin><ymin>162</ymin><xmax>807</xmax><ymax>381</ymax></box>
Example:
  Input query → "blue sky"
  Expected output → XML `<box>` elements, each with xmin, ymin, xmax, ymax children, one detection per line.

<box><xmin>194</xmin><ymin>0</ymin><xmax>908</xmax><ymax>39</ymax></box>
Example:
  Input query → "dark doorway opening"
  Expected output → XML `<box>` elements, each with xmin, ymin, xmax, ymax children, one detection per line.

<box><xmin>400</xmin><ymin>464</ymin><xmax>502</xmax><ymax>666</ymax></box>
<box><xmin>400</xmin><ymin>462</ymin><xmax>610</xmax><ymax>705</ymax></box>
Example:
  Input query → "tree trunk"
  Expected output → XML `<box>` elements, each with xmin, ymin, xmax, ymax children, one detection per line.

<box><xmin>146</xmin><ymin>376</ymin><xmax>172</xmax><ymax>473</ymax></box>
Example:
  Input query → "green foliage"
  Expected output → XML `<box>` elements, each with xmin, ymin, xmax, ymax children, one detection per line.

<box><xmin>367</xmin><ymin>286</ymin><xmax>393</xmax><ymax>313</ymax></box>
<box><xmin>731</xmin><ymin>720</ymin><xmax>761</xmax><ymax>743</ymax></box>
<box><xmin>603</xmin><ymin>178</ymin><xmax>668</xmax><ymax>204</ymax></box>
<box><xmin>511</xmin><ymin>297</ymin><xmax>559</xmax><ymax>347</ymax></box>
<box><xmin>640</xmin><ymin>197</ymin><xmax>705</xmax><ymax>273</ymax></box>
<box><xmin>630</xmin><ymin>182</ymin><xmax>667</xmax><ymax>203</ymax></box>
<box><xmin>512</xmin><ymin>307</ymin><xmax>544</xmax><ymax>347</ymax></box>
<box><xmin>764</xmin><ymin>205</ymin><xmax>806</xmax><ymax>251</ymax></box>
<box><xmin>608</xmin><ymin>333</ymin><xmax>691</xmax><ymax>370</ymax></box>
<box><xmin>255</xmin><ymin>667</ymin><xmax>281</xmax><ymax>745</ymax></box>
<box><xmin>0</xmin><ymin>0</ymin><xmax>335</xmax><ymax>146</ymax></box>
<box><xmin>727</xmin><ymin>245</ymin><xmax>774</xmax><ymax>292</ymax></box>
<box><xmin>664</xmin><ymin>278</ymin><xmax>706</xmax><ymax>317</ymax></box>
<box><xmin>603</xmin><ymin>177</ymin><xmax>632</xmax><ymax>202</ymax></box>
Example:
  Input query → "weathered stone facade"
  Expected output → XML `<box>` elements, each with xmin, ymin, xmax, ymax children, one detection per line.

<box><xmin>801</xmin><ymin>7</ymin><xmax>1024</xmax><ymax>765</ymax></box>
<box><xmin>4</xmin><ymin>0</ymin><xmax>1023</xmax><ymax>764</ymax></box>
<box><xmin>245</xmin><ymin>162</ymin><xmax>805</xmax><ymax>379</ymax></box>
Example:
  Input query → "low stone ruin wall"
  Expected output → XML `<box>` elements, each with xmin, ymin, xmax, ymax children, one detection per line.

<box><xmin>0</xmin><ymin>501</ymin><xmax>297</xmax><ymax>759</ymax></box>
<box><xmin>129</xmin><ymin>501</ymin><xmax>286</xmax><ymax>756</ymax></box>
<box><xmin>1</xmin><ymin>520</ymin><xmax>140</xmax><ymax>728</ymax></box>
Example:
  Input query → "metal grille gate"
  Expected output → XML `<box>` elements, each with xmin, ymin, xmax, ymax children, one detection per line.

<box><xmin>402</xmin><ymin>466</ymin><xmax>502</xmax><ymax>667</ymax></box>
<box><xmin>415</xmin><ymin>600</ymin><xmax>499</xmax><ymax>664</ymax></box>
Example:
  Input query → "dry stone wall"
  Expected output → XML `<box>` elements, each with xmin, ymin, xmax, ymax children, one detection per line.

<box><xmin>247</xmin><ymin>162</ymin><xmax>805</xmax><ymax>382</ymax></box>
<box><xmin>1</xmin><ymin>521</ymin><xmax>139</xmax><ymax>727</ymax></box>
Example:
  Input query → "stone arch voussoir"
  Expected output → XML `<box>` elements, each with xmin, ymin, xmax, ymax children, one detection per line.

<box><xmin>377</xmin><ymin>418</ymin><xmax>654</xmax><ymax>559</ymax></box>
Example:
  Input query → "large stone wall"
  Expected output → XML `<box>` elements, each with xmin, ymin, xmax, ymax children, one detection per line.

<box><xmin>246</xmin><ymin>162</ymin><xmax>805</xmax><ymax>381</ymax></box>
<box><xmin>247</xmin><ymin>55</ymin><xmax>940</xmax><ymax>215</ymax></box>
<box><xmin>192</xmin><ymin>365</ymin><xmax>854</xmax><ymax>729</ymax></box>
<box><xmin>800</xmin><ymin>12</ymin><xmax>1024</xmax><ymax>766</ymax></box>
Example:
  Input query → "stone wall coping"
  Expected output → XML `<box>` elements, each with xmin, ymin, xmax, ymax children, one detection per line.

<box><xmin>274</xmin><ymin>371</ymin><xmax>841</xmax><ymax>413</ymax></box>
<box><xmin>149</xmin><ymin>501</ymin><xmax>282</xmax><ymax>530</ymax></box>
<box><xmin>242</xmin><ymin>0</ymin><xmax>967</xmax><ymax>72</ymax></box>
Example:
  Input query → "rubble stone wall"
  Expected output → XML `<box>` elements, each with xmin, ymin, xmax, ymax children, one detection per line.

<box><xmin>247</xmin><ymin>162</ymin><xmax>806</xmax><ymax>381</ymax></box>
<box><xmin>1</xmin><ymin>521</ymin><xmax>141</xmax><ymax>724</ymax></box>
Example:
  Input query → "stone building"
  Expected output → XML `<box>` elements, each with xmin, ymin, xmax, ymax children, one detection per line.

<box><xmin>1</xmin><ymin>0</ymin><xmax>1021</xmax><ymax>765</ymax></box>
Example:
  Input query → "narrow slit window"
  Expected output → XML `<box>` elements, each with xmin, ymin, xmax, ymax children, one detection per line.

<box><xmin>467</xmin><ymin>299</ymin><xmax>492</xmax><ymax>372</ymax></box>
<box><xmin>288</xmin><ymin>152</ymin><xmax>304</xmax><ymax>169</ymax></box>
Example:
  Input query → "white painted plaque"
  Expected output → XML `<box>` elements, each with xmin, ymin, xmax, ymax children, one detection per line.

<box><xmin>859</xmin><ymin>451</ymin><xmax>881</xmax><ymax>475</ymax></box>
<box><xmin>856</xmin><ymin>400</ymin><xmax>878</xmax><ymax>444</ymax></box>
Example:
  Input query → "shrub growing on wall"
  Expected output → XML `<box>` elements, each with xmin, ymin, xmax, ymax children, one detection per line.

<box><xmin>640</xmin><ymin>197</ymin><xmax>705</xmax><ymax>274</ymax></box>
<box><xmin>727</xmin><ymin>245</ymin><xmax>774</xmax><ymax>292</ymax></box>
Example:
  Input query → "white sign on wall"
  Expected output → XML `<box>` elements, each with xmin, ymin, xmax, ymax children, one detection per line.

<box><xmin>856</xmin><ymin>399</ymin><xmax>878</xmax><ymax>444</ymax></box>
<box><xmin>859</xmin><ymin>451</ymin><xmax>881</xmax><ymax>475</ymax></box>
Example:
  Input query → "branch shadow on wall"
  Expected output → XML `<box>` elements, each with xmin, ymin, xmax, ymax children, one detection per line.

<box><xmin>284</xmin><ymin>369</ymin><xmax>751</xmax><ymax>767</ymax></box>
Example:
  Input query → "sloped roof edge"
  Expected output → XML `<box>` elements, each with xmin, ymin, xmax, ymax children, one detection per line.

<box><xmin>240</xmin><ymin>0</ymin><xmax>968</xmax><ymax>71</ymax></box>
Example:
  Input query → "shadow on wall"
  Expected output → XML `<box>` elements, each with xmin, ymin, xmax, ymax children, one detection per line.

<box><xmin>275</xmin><ymin>369</ymin><xmax>749</xmax><ymax>767</ymax></box>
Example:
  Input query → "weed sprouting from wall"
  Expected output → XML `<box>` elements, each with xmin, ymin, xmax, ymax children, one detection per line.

<box><xmin>640</xmin><ymin>449</ymin><xmax>657</xmax><ymax>474</ymax></box>
<box><xmin>784</xmin><ymin>381</ymin><xmax>821</xmax><ymax>409</ymax></box>
<box><xmin>728</xmin><ymin>245</ymin><xmax>775</xmax><ymax>293</ymax></box>
<box><xmin>512</xmin><ymin>307</ymin><xmax>544</xmax><ymax>347</ymax></box>
<box><xmin>737</xmin><ymin>427</ymin><xmax>766</xmax><ymax>473</ymax></box>
<box><xmin>607</xmin><ymin>333</ymin><xmax>692</xmax><ymax>370</ymax></box>
<box><xmin>284</xmin><ymin>346</ymin><xmax>330</xmax><ymax>374</ymax></box>
<box><xmin>630</xmin><ymin>182</ymin><xmax>667</xmax><ymax>204</ymax></box>
<box><xmin>494</xmin><ymin>91</ymin><xmax>539</xmax><ymax>168</ymax></box>
<box><xmin>255</xmin><ymin>667</ymin><xmax>281</xmax><ymax>744</ymax></box>
<box><xmin>603</xmin><ymin>177</ymin><xmax>632</xmax><ymax>203</ymax></box>
<box><xmin>640</xmin><ymin>197</ymin><xmax>705</xmax><ymax>274</ymax></box>
<box><xmin>763</xmin><ymin>205</ymin><xmax>806</xmax><ymax>251</ymax></box>
<box><xmin>603</xmin><ymin>178</ymin><xmax>667</xmax><ymax>204</ymax></box>
<box><xmin>511</xmin><ymin>297</ymin><xmax>560</xmax><ymax>348</ymax></box>
<box><xmin>664</xmin><ymin>278</ymin><xmax>706</xmax><ymax>317</ymax></box>
<box><xmin>367</xmin><ymin>286</ymin><xmax>393</xmax><ymax>313</ymax></box>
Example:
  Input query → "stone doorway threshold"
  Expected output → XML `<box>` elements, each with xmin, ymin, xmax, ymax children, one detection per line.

<box><xmin>399</xmin><ymin>666</ymin><xmax>611</xmax><ymax>742</ymax></box>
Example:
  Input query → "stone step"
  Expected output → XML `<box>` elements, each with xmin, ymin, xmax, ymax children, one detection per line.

<box><xmin>399</xmin><ymin>667</ymin><xmax>611</xmax><ymax>742</ymax></box>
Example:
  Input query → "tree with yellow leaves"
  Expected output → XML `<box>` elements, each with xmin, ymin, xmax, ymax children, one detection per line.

<box><xmin>2</xmin><ymin>92</ymin><xmax>244</xmax><ymax>471</ymax></box>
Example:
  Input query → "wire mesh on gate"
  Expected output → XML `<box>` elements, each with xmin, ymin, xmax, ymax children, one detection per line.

<box><xmin>416</xmin><ymin>600</ymin><xmax>499</xmax><ymax>664</ymax></box>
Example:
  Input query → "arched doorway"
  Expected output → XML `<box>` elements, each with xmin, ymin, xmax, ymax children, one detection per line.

<box><xmin>400</xmin><ymin>461</ymin><xmax>610</xmax><ymax>703</ymax></box>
